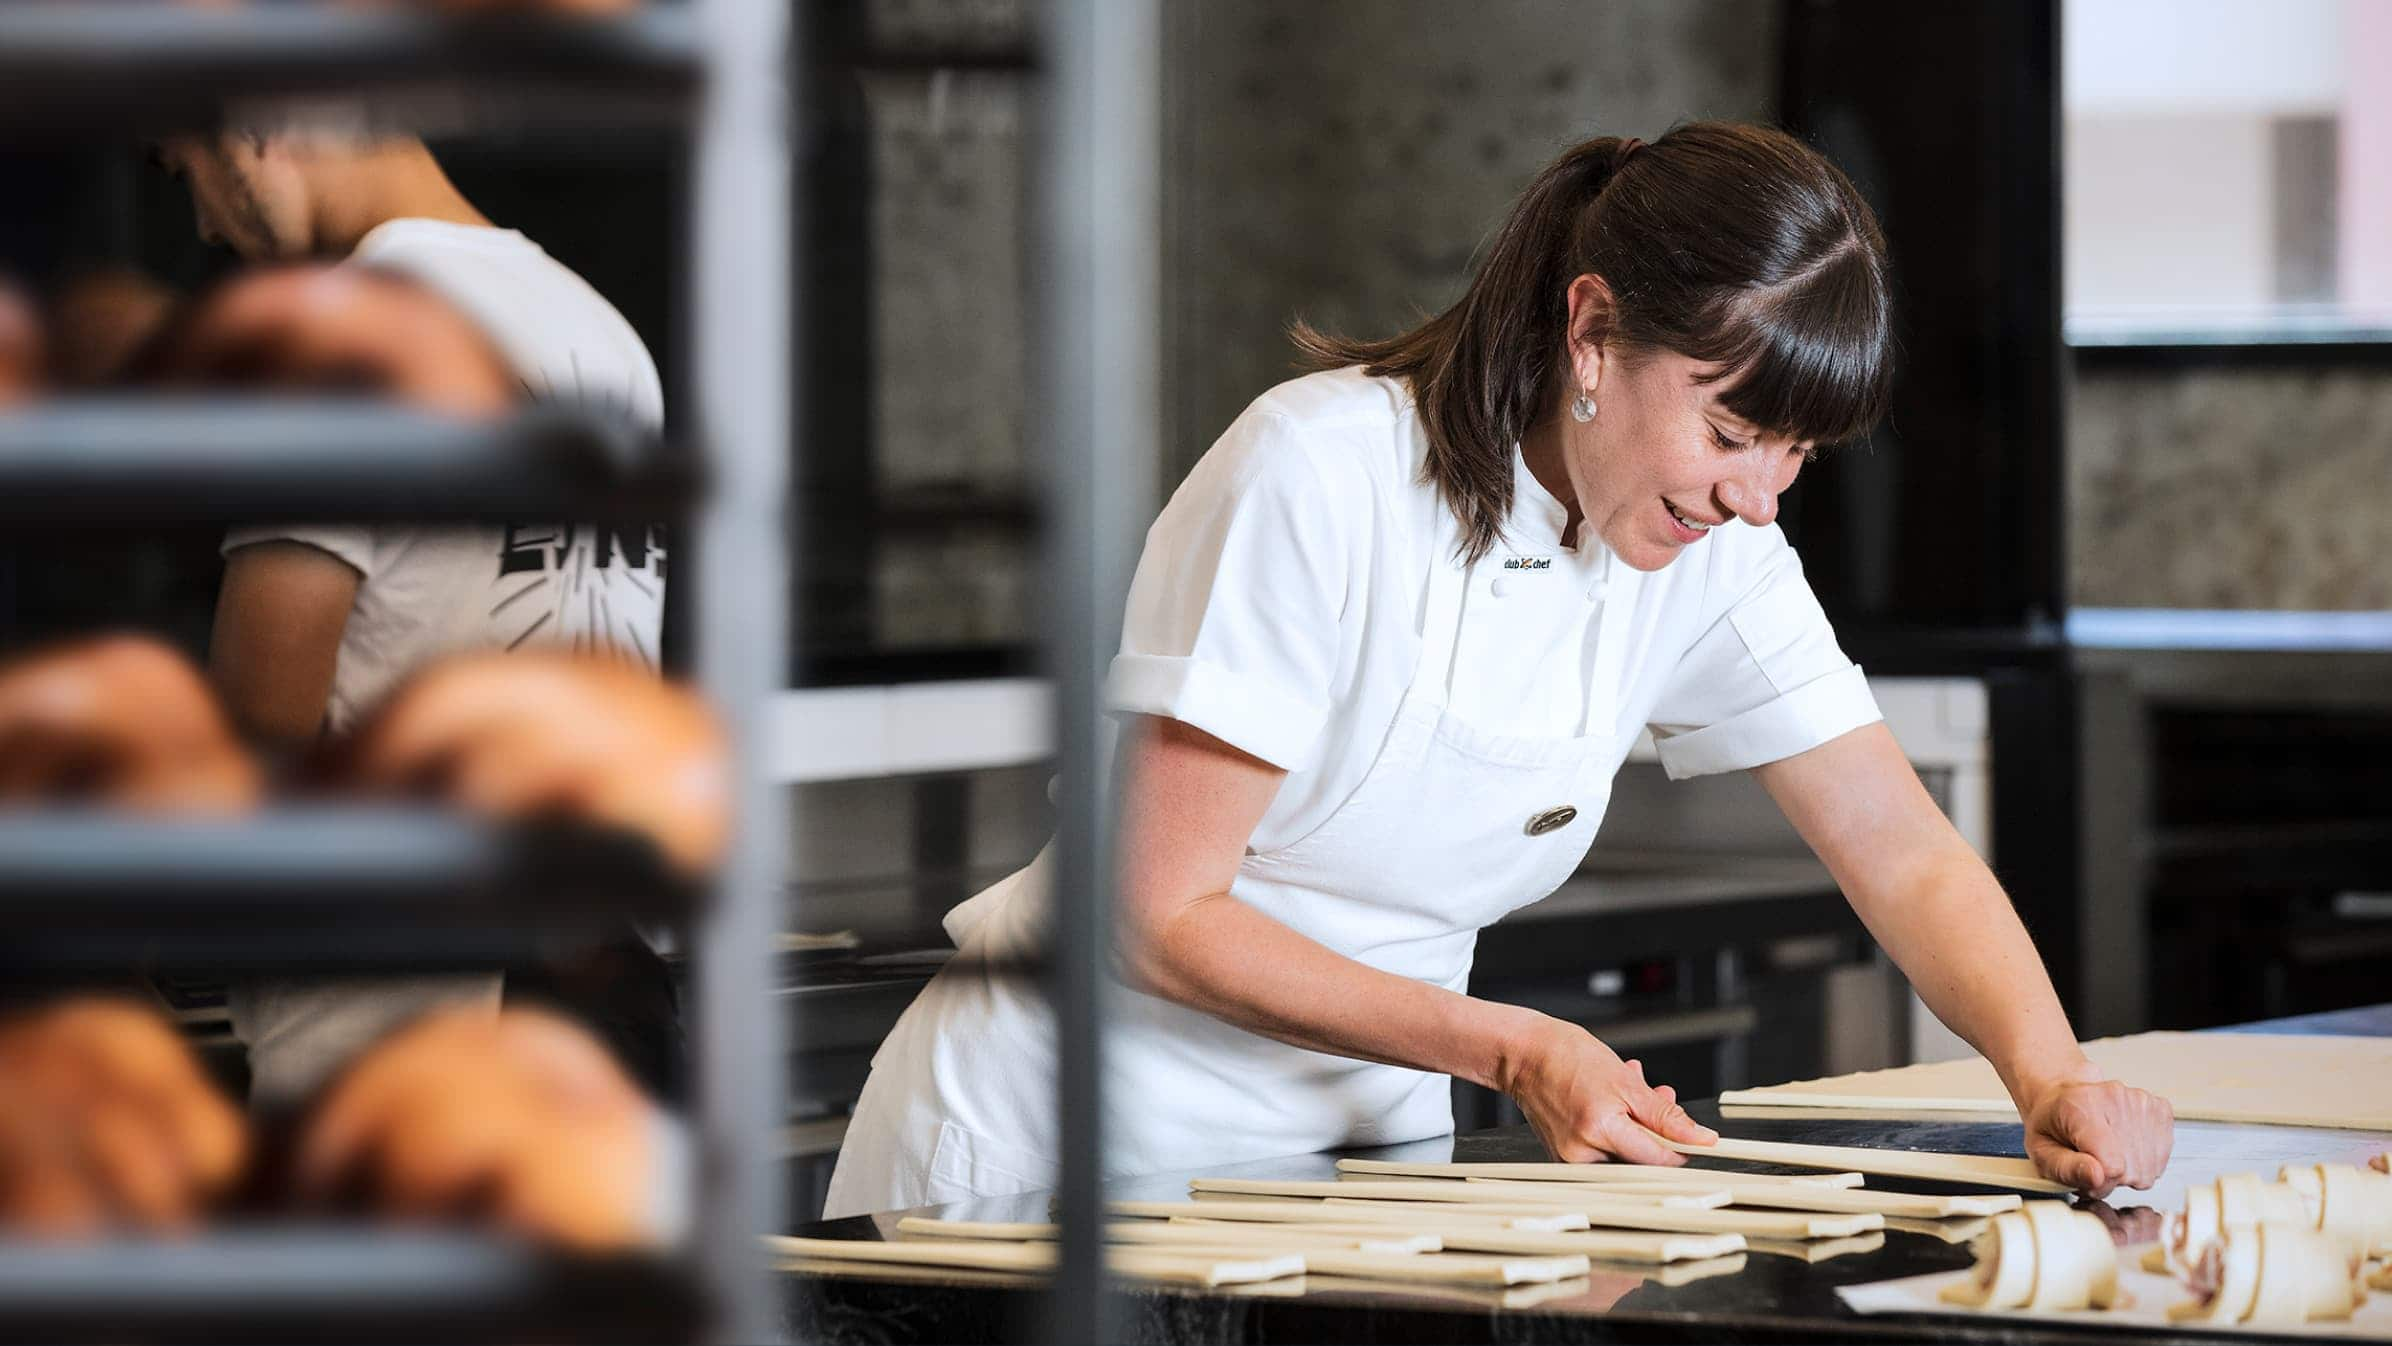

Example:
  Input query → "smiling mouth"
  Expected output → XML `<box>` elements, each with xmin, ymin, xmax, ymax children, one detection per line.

<box><xmin>1665</xmin><ymin>500</ymin><xmax>1718</xmax><ymax>536</ymax></box>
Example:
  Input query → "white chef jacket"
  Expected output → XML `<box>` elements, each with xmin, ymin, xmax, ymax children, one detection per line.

<box><xmin>1106</xmin><ymin>364</ymin><xmax>1880</xmax><ymax>850</ymax></box>
<box><xmin>824</xmin><ymin>364</ymin><xmax>1887</xmax><ymax>1217</ymax></box>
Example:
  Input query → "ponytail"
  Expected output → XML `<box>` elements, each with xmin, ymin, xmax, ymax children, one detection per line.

<box><xmin>1292</xmin><ymin>137</ymin><xmax>1644</xmax><ymax>562</ymax></box>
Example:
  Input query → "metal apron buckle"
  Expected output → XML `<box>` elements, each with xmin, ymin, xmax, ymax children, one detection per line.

<box><xmin>1525</xmin><ymin>805</ymin><xmax>1578</xmax><ymax>836</ymax></box>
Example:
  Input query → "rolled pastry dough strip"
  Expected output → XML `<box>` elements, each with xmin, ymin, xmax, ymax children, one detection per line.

<box><xmin>1461</xmin><ymin>1175</ymin><xmax>2018</xmax><ymax>1218</ymax></box>
<box><xmin>893</xmin><ymin>1216</ymin><xmax>1438</xmax><ymax>1255</ymax></box>
<box><xmin>1109</xmin><ymin>1224</ymin><xmax>1437</xmax><ymax>1256</ymax></box>
<box><xmin>1654</xmin><ymin>1132</ymin><xmax>2070</xmax><ymax>1193</ymax></box>
<box><xmin>1744</xmin><ymin>1232</ymin><xmax>1886</xmax><ymax>1264</ymax></box>
<box><xmin>892</xmin><ymin>1218</ymin><xmax>1054</xmax><ymax>1241</ymax></box>
<box><xmin>1172</xmin><ymin>1218</ymin><xmax>1744</xmax><ymax>1264</ymax></box>
<box><xmin>1336</xmin><ymin>1158</ymin><xmax>1863</xmax><ymax>1188</ymax></box>
<box><xmin>2372</xmin><ymin>1151</ymin><xmax>2388</xmax><ymax>1175</ymax></box>
<box><xmin>1888</xmin><ymin>1215</ymin><xmax>1992</xmax><ymax>1245</ymax></box>
<box><xmin>763</xmin><ymin>1235</ymin><xmax>1303</xmax><ymax>1287</ymax></box>
<box><xmin>1105</xmin><ymin>1248</ymin><xmax>1310</xmax><ymax>1289</ymax></box>
<box><xmin>767</xmin><ymin>1234</ymin><xmax>1056</xmax><ymax>1274</ymax></box>
<box><xmin>1322</xmin><ymin>1195</ymin><xmax>1881</xmax><ymax>1240</ymax></box>
<box><xmin>1291</xmin><ymin>1250</ymin><xmax>1590</xmax><ymax>1286</ymax></box>
<box><xmin>2368</xmin><ymin>1261</ymin><xmax>2392</xmax><ymax>1292</ymax></box>
<box><xmin>1199</xmin><ymin>1177</ymin><xmax>1727</xmax><ymax>1209</ymax></box>
<box><xmin>1115</xmin><ymin>1199</ymin><xmax>1590</xmax><ymax>1232</ymax></box>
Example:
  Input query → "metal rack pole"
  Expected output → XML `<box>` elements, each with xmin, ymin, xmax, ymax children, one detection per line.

<box><xmin>1035</xmin><ymin>0</ymin><xmax>1159</xmax><ymax>1338</ymax></box>
<box><xmin>692</xmin><ymin>0</ymin><xmax>793</xmax><ymax>1340</ymax></box>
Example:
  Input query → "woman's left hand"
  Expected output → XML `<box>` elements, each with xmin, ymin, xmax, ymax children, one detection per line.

<box><xmin>2019</xmin><ymin>1065</ymin><xmax>2173</xmax><ymax>1198</ymax></box>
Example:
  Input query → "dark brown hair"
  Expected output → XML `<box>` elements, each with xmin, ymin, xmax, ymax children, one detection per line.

<box><xmin>1293</xmin><ymin>121</ymin><xmax>1894</xmax><ymax>562</ymax></box>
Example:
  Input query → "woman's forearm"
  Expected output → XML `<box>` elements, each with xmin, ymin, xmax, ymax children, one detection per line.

<box><xmin>1124</xmin><ymin>890</ymin><xmax>1543</xmax><ymax>1092</ymax></box>
<box><xmin>1758</xmin><ymin>726</ymin><xmax>2093</xmax><ymax>1110</ymax></box>
<box><xmin>1846</xmin><ymin>836</ymin><xmax>2092</xmax><ymax>1103</ymax></box>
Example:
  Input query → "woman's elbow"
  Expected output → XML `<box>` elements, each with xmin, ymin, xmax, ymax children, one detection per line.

<box><xmin>1108</xmin><ymin>897</ymin><xmax>1214</xmax><ymax>1003</ymax></box>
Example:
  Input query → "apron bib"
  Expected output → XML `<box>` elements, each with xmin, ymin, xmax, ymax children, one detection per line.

<box><xmin>825</xmin><ymin>532</ymin><xmax>1630</xmax><ymax>1216</ymax></box>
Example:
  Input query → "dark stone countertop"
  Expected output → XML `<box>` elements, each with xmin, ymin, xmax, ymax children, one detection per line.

<box><xmin>778</xmin><ymin>1005</ymin><xmax>2392</xmax><ymax>1344</ymax></box>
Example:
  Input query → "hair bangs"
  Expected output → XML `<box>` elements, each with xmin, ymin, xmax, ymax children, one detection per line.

<box><xmin>1687</xmin><ymin>243</ymin><xmax>1893</xmax><ymax>452</ymax></box>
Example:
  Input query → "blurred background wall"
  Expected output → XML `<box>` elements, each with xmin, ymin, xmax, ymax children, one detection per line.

<box><xmin>1160</xmin><ymin>0</ymin><xmax>1779</xmax><ymax>481</ymax></box>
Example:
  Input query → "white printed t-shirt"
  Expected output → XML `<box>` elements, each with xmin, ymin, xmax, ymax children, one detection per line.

<box><xmin>223</xmin><ymin>219</ymin><xmax>666</xmax><ymax>1110</ymax></box>
<box><xmin>223</xmin><ymin>218</ymin><xmax>667</xmax><ymax>736</ymax></box>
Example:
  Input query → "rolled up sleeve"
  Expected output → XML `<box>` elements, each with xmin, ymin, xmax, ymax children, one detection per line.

<box><xmin>1103</xmin><ymin>409</ymin><xmax>1347</xmax><ymax>770</ymax></box>
<box><xmin>1646</xmin><ymin>527</ymin><xmax>1880</xmax><ymax>779</ymax></box>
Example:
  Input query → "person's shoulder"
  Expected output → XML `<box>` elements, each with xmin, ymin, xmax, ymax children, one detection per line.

<box><xmin>1214</xmin><ymin>366</ymin><xmax>1418</xmax><ymax>495</ymax></box>
<box><xmin>351</xmin><ymin>219</ymin><xmax>558</xmax><ymax>293</ymax></box>
<box><xmin>1246</xmin><ymin>364</ymin><xmax>1411</xmax><ymax>429</ymax></box>
<box><xmin>351</xmin><ymin>222</ymin><xmax>631</xmax><ymax>342</ymax></box>
<box><xmin>350</xmin><ymin>220</ymin><xmax>663</xmax><ymax>425</ymax></box>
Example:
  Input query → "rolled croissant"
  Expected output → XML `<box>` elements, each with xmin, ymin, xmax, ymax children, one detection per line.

<box><xmin>2217</xmin><ymin>1171</ymin><xmax>2309</xmax><ymax>1229</ymax></box>
<box><xmin>2370</xmin><ymin>1152</ymin><xmax>2387</xmax><ymax>1176</ymax></box>
<box><xmin>2170</xmin><ymin>1222</ymin><xmax>2361</xmax><ymax>1326</ymax></box>
<box><xmin>1941</xmin><ymin>1202</ymin><xmax>2119</xmax><ymax>1311</ymax></box>
<box><xmin>2278</xmin><ymin>1162</ymin><xmax>2392</xmax><ymax>1259</ymax></box>
<box><xmin>2153</xmin><ymin>1172</ymin><xmax>2310</xmax><ymax>1275</ymax></box>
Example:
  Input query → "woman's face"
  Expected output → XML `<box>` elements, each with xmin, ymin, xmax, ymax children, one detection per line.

<box><xmin>1562</xmin><ymin>343</ymin><xmax>1814</xmax><ymax>574</ymax></box>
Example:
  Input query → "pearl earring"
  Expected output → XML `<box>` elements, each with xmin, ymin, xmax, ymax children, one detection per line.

<box><xmin>1570</xmin><ymin>389</ymin><xmax>1597</xmax><ymax>423</ymax></box>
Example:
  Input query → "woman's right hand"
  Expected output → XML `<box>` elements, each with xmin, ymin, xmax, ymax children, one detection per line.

<box><xmin>1498</xmin><ymin>1016</ymin><xmax>1718</xmax><ymax>1165</ymax></box>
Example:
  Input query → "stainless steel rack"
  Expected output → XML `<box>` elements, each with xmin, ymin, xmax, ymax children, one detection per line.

<box><xmin>0</xmin><ymin>1231</ymin><xmax>700</xmax><ymax>1346</ymax></box>
<box><xmin>0</xmin><ymin>810</ymin><xmax>697</xmax><ymax>973</ymax></box>
<box><xmin>0</xmin><ymin>400</ymin><xmax>692</xmax><ymax>525</ymax></box>
<box><xmin>3</xmin><ymin>0</ymin><xmax>1168</xmax><ymax>1338</ymax></box>
<box><xmin>0</xmin><ymin>3</ymin><xmax>701</xmax><ymax>136</ymax></box>
<box><xmin>0</xmin><ymin>1</ymin><xmax>786</xmax><ymax>1341</ymax></box>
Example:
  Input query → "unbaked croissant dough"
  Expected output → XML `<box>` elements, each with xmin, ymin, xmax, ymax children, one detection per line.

<box><xmin>2167</xmin><ymin>1222</ymin><xmax>2362</xmax><ymax>1326</ymax></box>
<box><xmin>2141</xmin><ymin>1171</ymin><xmax>2310</xmax><ymax>1274</ymax></box>
<box><xmin>1939</xmin><ymin>1202</ymin><xmax>2120</xmax><ymax>1311</ymax></box>
<box><xmin>2278</xmin><ymin>1162</ymin><xmax>2392</xmax><ymax>1258</ymax></box>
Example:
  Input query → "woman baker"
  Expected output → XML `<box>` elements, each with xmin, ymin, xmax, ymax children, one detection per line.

<box><xmin>828</xmin><ymin>122</ymin><xmax>2173</xmax><ymax>1216</ymax></box>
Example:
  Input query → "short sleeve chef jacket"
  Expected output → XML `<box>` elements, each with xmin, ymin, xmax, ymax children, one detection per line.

<box><xmin>1106</xmin><ymin>367</ymin><xmax>1880</xmax><ymax>851</ymax></box>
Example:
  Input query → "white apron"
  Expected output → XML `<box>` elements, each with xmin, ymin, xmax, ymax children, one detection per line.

<box><xmin>823</xmin><ymin>533</ymin><xmax>1632</xmax><ymax>1218</ymax></box>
